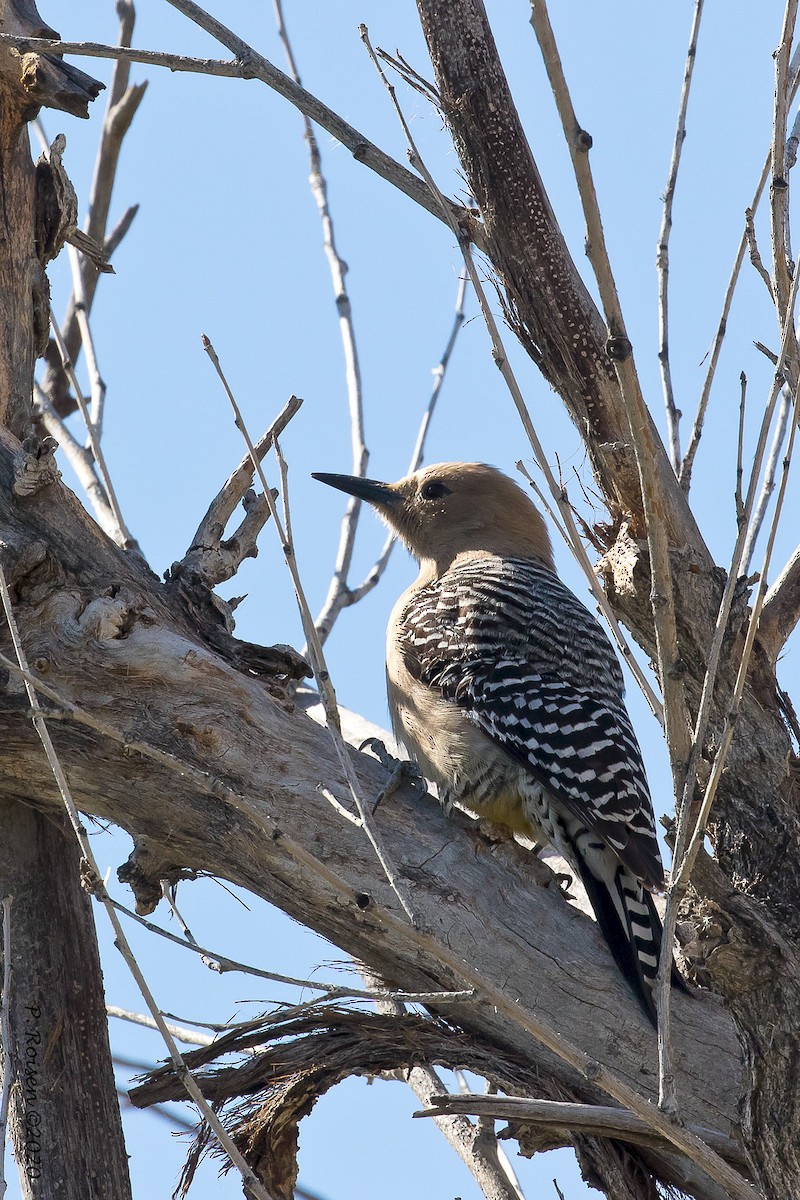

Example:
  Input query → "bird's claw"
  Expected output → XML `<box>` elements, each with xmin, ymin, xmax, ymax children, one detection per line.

<box><xmin>360</xmin><ymin>739</ymin><xmax>426</xmax><ymax>815</ymax></box>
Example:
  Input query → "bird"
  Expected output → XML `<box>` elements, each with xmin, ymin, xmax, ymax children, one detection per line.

<box><xmin>312</xmin><ymin>461</ymin><xmax>683</xmax><ymax>1024</ymax></box>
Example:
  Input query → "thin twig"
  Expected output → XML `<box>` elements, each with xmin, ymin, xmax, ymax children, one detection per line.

<box><xmin>272</xmin><ymin>0</ymin><xmax>369</xmax><ymax>649</ymax></box>
<box><xmin>528</xmin><ymin>0</ymin><xmax>699</xmax><ymax>1119</ymax></box>
<box><xmin>362</xmin><ymin>965</ymin><xmax>523</xmax><ymax>1200</ymax></box>
<box><xmin>66</xmin><ymin>245</ymin><xmax>107</xmax><ymax>438</ymax></box>
<box><xmin>48</xmin><ymin>318</ymin><xmax>134</xmax><ymax>548</ymax></box>
<box><xmin>202</xmin><ymin>341</ymin><xmax>416</xmax><ymax>923</ymax></box>
<box><xmin>657</xmin><ymin>0</ymin><xmax>705</xmax><ymax>471</ymax></box>
<box><xmin>745</xmin><ymin>207</ymin><xmax>775</xmax><ymax>298</ymax></box>
<box><xmin>0</xmin><ymin>897</ymin><xmax>12</xmax><ymax>1200</ymax></box>
<box><xmin>36</xmin><ymin>6</ymin><xmax>146</xmax><ymax>420</ymax></box>
<box><xmin>741</xmin><ymin>384</ymin><xmax>792</xmax><ymax>572</ymax></box>
<box><xmin>736</xmin><ymin>373</ymin><xmax>747</xmax><ymax>526</ymax></box>
<box><xmin>338</xmin><ymin>270</ymin><xmax>469</xmax><ymax>611</ymax></box>
<box><xmin>0</xmin><ymin>17</ymin><xmax>468</xmax><ymax>236</ymax></box>
<box><xmin>0</xmin><ymin>569</ymin><xmax>273</xmax><ymax>1200</ymax></box>
<box><xmin>107</xmin><ymin>1006</ymin><xmax>215</xmax><ymax>1048</ymax></box>
<box><xmin>125</xmin><ymin>897</ymin><xmax>473</xmax><ymax>1004</ymax></box>
<box><xmin>527</xmin><ymin>5</ymin><xmax>692</xmax><ymax>853</ymax></box>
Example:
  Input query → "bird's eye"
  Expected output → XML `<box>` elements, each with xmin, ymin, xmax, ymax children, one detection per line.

<box><xmin>420</xmin><ymin>480</ymin><xmax>451</xmax><ymax>501</ymax></box>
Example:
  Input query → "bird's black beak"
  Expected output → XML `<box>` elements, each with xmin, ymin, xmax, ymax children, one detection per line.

<box><xmin>311</xmin><ymin>472</ymin><xmax>401</xmax><ymax>507</ymax></box>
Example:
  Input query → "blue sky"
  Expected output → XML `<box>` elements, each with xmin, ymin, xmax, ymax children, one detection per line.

<box><xmin>12</xmin><ymin>2</ymin><xmax>799</xmax><ymax>1197</ymax></box>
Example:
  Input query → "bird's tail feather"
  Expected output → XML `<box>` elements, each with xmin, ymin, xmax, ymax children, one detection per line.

<box><xmin>575</xmin><ymin>859</ymin><xmax>688</xmax><ymax>1027</ymax></box>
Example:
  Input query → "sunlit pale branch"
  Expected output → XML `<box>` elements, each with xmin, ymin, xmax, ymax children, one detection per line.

<box><xmin>0</xmin><ymin>567</ymin><xmax>273</xmax><ymax>1200</ymax></box>
<box><xmin>0</xmin><ymin>896</ymin><xmax>12</xmax><ymax>1200</ymax></box>
<box><xmin>271</xmin><ymin>0</ymin><xmax>369</xmax><ymax>648</ymax></box>
<box><xmin>33</xmin><ymin>381</ymin><xmax>118</xmax><ymax>537</ymax></box>
<box><xmin>736</xmin><ymin>373</ymin><xmax>747</xmax><ymax>525</ymax></box>
<box><xmin>745</xmin><ymin>206</ymin><xmax>775</xmax><ymax>299</ymax></box>
<box><xmin>107</xmin><ymin>1006</ymin><xmax>214</xmax><ymax>1048</ymax></box>
<box><xmin>528</xmin><ymin>0</ymin><xmax>691</xmax><ymax>817</ymax></box>
<box><xmin>771</xmin><ymin>0</ymin><xmax>799</xmax><ymax>321</ymax></box>
<box><xmin>415</xmin><ymin>1096</ymin><xmax>750</xmax><ymax>1170</ymax></box>
<box><xmin>33</xmin><ymin>7</ymin><xmax>146</xmax><ymax>418</ymax></box>
<box><xmin>657</xmin><ymin>0</ymin><xmax>705</xmax><ymax>471</ymax></box>
<box><xmin>760</xmin><ymin>542</ymin><xmax>800</xmax><ymax>662</ymax></box>
<box><xmin>49</xmin><ymin>318</ymin><xmax>135</xmax><ymax>549</ymax></box>
<box><xmin>66</xmin><ymin>244</ymin><xmax>106</xmax><ymax>439</ymax></box>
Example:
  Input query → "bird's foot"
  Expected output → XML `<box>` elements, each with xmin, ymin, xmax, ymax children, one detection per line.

<box><xmin>551</xmin><ymin>870</ymin><xmax>574</xmax><ymax>897</ymax></box>
<box><xmin>359</xmin><ymin>738</ymin><xmax>426</xmax><ymax>814</ymax></box>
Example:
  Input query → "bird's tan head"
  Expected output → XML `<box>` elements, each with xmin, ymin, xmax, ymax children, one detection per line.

<box><xmin>312</xmin><ymin>462</ymin><xmax>554</xmax><ymax>574</ymax></box>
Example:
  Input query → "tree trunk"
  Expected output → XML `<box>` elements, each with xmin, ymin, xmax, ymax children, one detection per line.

<box><xmin>0</xmin><ymin>5</ymin><xmax>131</xmax><ymax>1196</ymax></box>
<box><xmin>0</xmin><ymin>802</ymin><xmax>132</xmax><ymax>1200</ymax></box>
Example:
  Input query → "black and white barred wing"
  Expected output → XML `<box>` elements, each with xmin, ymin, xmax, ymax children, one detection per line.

<box><xmin>398</xmin><ymin>556</ymin><xmax>664</xmax><ymax>891</ymax></box>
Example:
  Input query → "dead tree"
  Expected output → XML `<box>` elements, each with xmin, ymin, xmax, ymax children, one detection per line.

<box><xmin>0</xmin><ymin>2</ymin><xmax>799</xmax><ymax>1199</ymax></box>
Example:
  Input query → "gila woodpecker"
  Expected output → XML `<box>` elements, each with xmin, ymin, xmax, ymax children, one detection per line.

<box><xmin>313</xmin><ymin>461</ymin><xmax>683</xmax><ymax>1023</ymax></box>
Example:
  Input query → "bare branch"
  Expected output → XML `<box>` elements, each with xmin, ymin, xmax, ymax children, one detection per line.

<box><xmin>177</xmin><ymin>395</ymin><xmax>302</xmax><ymax>589</ymax></box>
<box><xmin>676</xmin><ymin>369</ymin><xmax>800</xmax><ymax>889</ymax></box>
<box><xmin>657</xmin><ymin>264</ymin><xmax>800</xmax><ymax>1118</ymax></box>
<box><xmin>527</xmin><ymin>3</ymin><xmax>693</xmax><ymax>923</ymax></box>
<box><xmin>759</xmin><ymin>541</ymin><xmax>800</xmax><ymax>659</ymax></box>
<box><xmin>416</xmin><ymin>1096</ymin><xmax>750</xmax><ymax>1171</ymax></box>
<box><xmin>657</xmin><ymin>0</ymin><xmax>705</xmax><ymax>471</ymax></box>
<box><xmin>66</xmin><ymin>244</ymin><xmax>107</xmax><ymax>438</ymax></box>
<box><xmin>36</xmin><ymin>7</ymin><xmax>146</xmax><ymax>417</ymax></box>
<box><xmin>745</xmin><ymin>206</ymin><xmax>775</xmax><ymax>298</ymax></box>
<box><xmin>680</xmin><ymin>39</ymin><xmax>800</xmax><ymax>489</ymax></box>
<box><xmin>33</xmin><ymin>381</ymin><xmax>118</xmax><ymax>535</ymax></box>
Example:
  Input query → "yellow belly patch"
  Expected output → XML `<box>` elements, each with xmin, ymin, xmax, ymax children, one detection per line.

<box><xmin>460</xmin><ymin>789</ymin><xmax>530</xmax><ymax>837</ymax></box>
